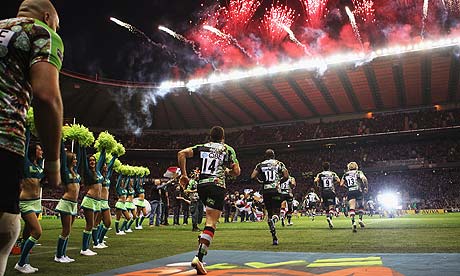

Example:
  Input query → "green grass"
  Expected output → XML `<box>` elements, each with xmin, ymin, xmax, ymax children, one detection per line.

<box><xmin>5</xmin><ymin>213</ymin><xmax>460</xmax><ymax>275</ymax></box>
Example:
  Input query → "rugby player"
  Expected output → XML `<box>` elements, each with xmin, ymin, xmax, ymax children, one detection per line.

<box><xmin>178</xmin><ymin>126</ymin><xmax>240</xmax><ymax>275</ymax></box>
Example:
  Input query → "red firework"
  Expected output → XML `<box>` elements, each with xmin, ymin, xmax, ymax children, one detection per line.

<box><xmin>299</xmin><ymin>0</ymin><xmax>329</xmax><ymax>29</ymax></box>
<box><xmin>260</xmin><ymin>3</ymin><xmax>297</xmax><ymax>45</ymax></box>
<box><xmin>352</xmin><ymin>0</ymin><xmax>376</xmax><ymax>23</ymax></box>
<box><xmin>222</xmin><ymin>0</ymin><xmax>261</xmax><ymax>36</ymax></box>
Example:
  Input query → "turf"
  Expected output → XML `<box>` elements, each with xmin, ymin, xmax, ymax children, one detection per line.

<box><xmin>5</xmin><ymin>213</ymin><xmax>460</xmax><ymax>275</ymax></box>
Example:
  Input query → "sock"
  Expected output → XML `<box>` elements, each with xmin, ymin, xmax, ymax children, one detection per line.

<box><xmin>139</xmin><ymin>216</ymin><xmax>145</xmax><ymax>227</ymax></box>
<box><xmin>287</xmin><ymin>214</ymin><xmax>292</xmax><ymax>223</ymax></box>
<box><xmin>115</xmin><ymin>220</ymin><xmax>120</xmax><ymax>233</ymax></box>
<box><xmin>197</xmin><ymin>226</ymin><xmax>214</xmax><ymax>261</ymax></box>
<box><xmin>82</xmin><ymin>230</ymin><xmax>91</xmax><ymax>251</ymax></box>
<box><xmin>268</xmin><ymin>218</ymin><xmax>277</xmax><ymax>240</ymax></box>
<box><xmin>349</xmin><ymin>209</ymin><xmax>356</xmax><ymax>225</ymax></box>
<box><xmin>135</xmin><ymin>217</ymin><xmax>139</xmax><ymax>227</ymax></box>
<box><xmin>120</xmin><ymin>220</ymin><xmax>128</xmax><ymax>232</ymax></box>
<box><xmin>63</xmin><ymin>236</ymin><xmax>69</xmax><ymax>257</ymax></box>
<box><xmin>359</xmin><ymin>208</ymin><xmax>364</xmax><ymax>220</ymax></box>
<box><xmin>97</xmin><ymin>224</ymin><xmax>103</xmax><ymax>239</ymax></box>
<box><xmin>280</xmin><ymin>210</ymin><xmax>285</xmax><ymax>220</ymax></box>
<box><xmin>91</xmin><ymin>228</ymin><xmax>99</xmax><ymax>245</ymax></box>
<box><xmin>127</xmin><ymin>219</ymin><xmax>134</xmax><ymax>230</ymax></box>
<box><xmin>18</xmin><ymin>237</ymin><xmax>37</xmax><ymax>266</ymax></box>
<box><xmin>98</xmin><ymin>226</ymin><xmax>108</xmax><ymax>244</ymax></box>
<box><xmin>56</xmin><ymin>235</ymin><xmax>67</xmax><ymax>258</ymax></box>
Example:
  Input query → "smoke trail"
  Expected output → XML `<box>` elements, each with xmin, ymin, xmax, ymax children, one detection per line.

<box><xmin>421</xmin><ymin>0</ymin><xmax>429</xmax><ymax>38</ymax></box>
<box><xmin>203</xmin><ymin>25</ymin><xmax>253</xmax><ymax>59</ymax></box>
<box><xmin>345</xmin><ymin>6</ymin><xmax>364</xmax><ymax>49</ymax></box>
<box><xmin>280</xmin><ymin>24</ymin><xmax>311</xmax><ymax>55</ymax></box>
<box><xmin>158</xmin><ymin>25</ymin><xmax>215</xmax><ymax>68</ymax></box>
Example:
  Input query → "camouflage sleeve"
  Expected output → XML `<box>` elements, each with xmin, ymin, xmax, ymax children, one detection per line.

<box><xmin>29</xmin><ymin>19</ymin><xmax>64</xmax><ymax>70</ymax></box>
<box><xmin>226</xmin><ymin>145</ymin><xmax>239</xmax><ymax>164</ymax></box>
<box><xmin>279</xmin><ymin>161</ymin><xmax>287</xmax><ymax>172</ymax></box>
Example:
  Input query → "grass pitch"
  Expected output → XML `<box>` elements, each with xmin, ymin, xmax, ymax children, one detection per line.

<box><xmin>5</xmin><ymin>213</ymin><xmax>460</xmax><ymax>275</ymax></box>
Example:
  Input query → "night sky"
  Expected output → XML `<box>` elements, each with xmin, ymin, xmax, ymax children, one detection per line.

<box><xmin>2</xmin><ymin>0</ymin><xmax>209</xmax><ymax>82</ymax></box>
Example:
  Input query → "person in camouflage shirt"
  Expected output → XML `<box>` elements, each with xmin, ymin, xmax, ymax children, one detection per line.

<box><xmin>178</xmin><ymin>126</ymin><xmax>240</xmax><ymax>275</ymax></box>
<box><xmin>0</xmin><ymin>0</ymin><xmax>63</xmax><ymax>274</ymax></box>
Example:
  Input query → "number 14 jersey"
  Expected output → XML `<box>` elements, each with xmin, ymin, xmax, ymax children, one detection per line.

<box><xmin>192</xmin><ymin>142</ymin><xmax>238</xmax><ymax>189</ymax></box>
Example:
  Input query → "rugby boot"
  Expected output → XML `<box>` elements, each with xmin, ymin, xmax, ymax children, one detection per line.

<box><xmin>191</xmin><ymin>256</ymin><xmax>207</xmax><ymax>275</ymax></box>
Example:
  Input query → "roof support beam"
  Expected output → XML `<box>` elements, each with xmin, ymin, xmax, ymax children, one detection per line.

<box><xmin>392</xmin><ymin>64</ymin><xmax>407</xmax><ymax>107</ymax></box>
<box><xmin>363</xmin><ymin>65</ymin><xmax>384</xmax><ymax>110</ymax></box>
<box><xmin>421</xmin><ymin>54</ymin><xmax>432</xmax><ymax>105</ymax></box>
<box><xmin>336</xmin><ymin>69</ymin><xmax>362</xmax><ymax>112</ymax></box>
<box><xmin>220</xmin><ymin>89</ymin><xmax>260</xmax><ymax>124</ymax></box>
<box><xmin>160</xmin><ymin>98</ymin><xmax>172</xmax><ymax>129</ymax></box>
<box><xmin>188</xmin><ymin>93</ymin><xmax>212</xmax><ymax>128</ymax></box>
<box><xmin>194</xmin><ymin>94</ymin><xmax>225</xmax><ymax>126</ymax></box>
<box><xmin>167</xmin><ymin>96</ymin><xmax>190</xmax><ymax>129</ymax></box>
<box><xmin>311</xmin><ymin>75</ymin><xmax>340</xmax><ymax>114</ymax></box>
<box><xmin>199</xmin><ymin>94</ymin><xmax>243</xmax><ymax>125</ymax></box>
<box><xmin>447</xmin><ymin>54</ymin><xmax>460</xmax><ymax>102</ymax></box>
<box><xmin>239</xmin><ymin>83</ymin><xmax>279</xmax><ymax>121</ymax></box>
<box><xmin>264</xmin><ymin>80</ymin><xmax>300</xmax><ymax>119</ymax></box>
<box><xmin>286</xmin><ymin>77</ymin><xmax>319</xmax><ymax>116</ymax></box>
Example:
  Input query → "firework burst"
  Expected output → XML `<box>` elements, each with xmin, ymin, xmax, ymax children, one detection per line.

<box><xmin>351</xmin><ymin>0</ymin><xmax>376</xmax><ymax>23</ymax></box>
<box><xmin>299</xmin><ymin>0</ymin><xmax>328</xmax><ymax>29</ymax></box>
<box><xmin>222</xmin><ymin>0</ymin><xmax>261</xmax><ymax>36</ymax></box>
<box><xmin>260</xmin><ymin>3</ymin><xmax>297</xmax><ymax>45</ymax></box>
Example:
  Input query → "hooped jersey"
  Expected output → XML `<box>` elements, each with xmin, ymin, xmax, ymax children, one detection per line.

<box><xmin>192</xmin><ymin>142</ymin><xmax>238</xmax><ymax>189</ymax></box>
<box><xmin>316</xmin><ymin>170</ymin><xmax>339</xmax><ymax>193</ymax></box>
<box><xmin>342</xmin><ymin>170</ymin><xmax>366</xmax><ymax>192</ymax></box>
<box><xmin>254</xmin><ymin>159</ymin><xmax>286</xmax><ymax>192</ymax></box>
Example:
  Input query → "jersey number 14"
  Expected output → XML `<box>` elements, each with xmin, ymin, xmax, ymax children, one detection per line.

<box><xmin>202</xmin><ymin>157</ymin><xmax>217</xmax><ymax>175</ymax></box>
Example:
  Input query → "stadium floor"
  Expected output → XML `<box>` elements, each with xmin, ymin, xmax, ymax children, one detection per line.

<box><xmin>89</xmin><ymin>250</ymin><xmax>460</xmax><ymax>276</ymax></box>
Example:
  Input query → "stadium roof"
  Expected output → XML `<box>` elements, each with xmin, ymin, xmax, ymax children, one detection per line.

<box><xmin>61</xmin><ymin>46</ymin><xmax>459</xmax><ymax>131</ymax></box>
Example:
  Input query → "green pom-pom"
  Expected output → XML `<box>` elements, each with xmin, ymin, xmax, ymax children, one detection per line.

<box><xmin>63</xmin><ymin>124</ymin><xmax>95</xmax><ymax>147</ymax></box>
<box><xmin>145</xmin><ymin>168</ymin><xmax>150</xmax><ymax>176</ymax></box>
<box><xmin>113</xmin><ymin>142</ymin><xmax>126</xmax><ymax>156</ymax></box>
<box><xmin>113</xmin><ymin>159</ymin><xmax>122</xmax><ymax>170</ymax></box>
<box><xmin>93</xmin><ymin>152</ymin><xmax>114</xmax><ymax>165</ymax></box>
<box><xmin>94</xmin><ymin>131</ymin><xmax>117</xmax><ymax>152</ymax></box>
<box><xmin>26</xmin><ymin>108</ymin><xmax>38</xmax><ymax>137</ymax></box>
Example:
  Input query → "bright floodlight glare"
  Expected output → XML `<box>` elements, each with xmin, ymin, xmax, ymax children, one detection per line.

<box><xmin>378</xmin><ymin>192</ymin><xmax>399</xmax><ymax>210</ymax></box>
<box><xmin>158</xmin><ymin>36</ymin><xmax>460</xmax><ymax>90</ymax></box>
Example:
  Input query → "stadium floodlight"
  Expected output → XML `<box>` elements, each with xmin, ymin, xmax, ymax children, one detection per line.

<box><xmin>377</xmin><ymin>192</ymin><xmax>402</xmax><ymax>210</ymax></box>
<box><xmin>158</xmin><ymin>36</ymin><xmax>460</xmax><ymax>90</ymax></box>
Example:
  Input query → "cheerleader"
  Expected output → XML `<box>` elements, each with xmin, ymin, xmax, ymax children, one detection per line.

<box><xmin>134</xmin><ymin>174</ymin><xmax>148</xmax><ymax>229</ymax></box>
<box><xmin>15</xmin><ymin>130</ymin><xmax>44</xmax><ymax>273</ymax></box>
<box><xmin>114</xmin><ymin>174</ymin><xmax>130</xmax><ymax>235</ymax></box>
<box><xmin>93</xmin><ymin>155</ymin><xmax>116</xmax><ymax>248</ymax></box>
<box><xmin>124</xmin><ymin>178</ymin><xmax>137</xmax><ymax>233</ymax></box>
<box><xmin>54</xmin><ymin>143</ymin><xmax>81</xmax><ymax>263</ymax></box>
<box><xmin>79</xmin><ymin>148</ymin><xmax>105</xmax><ymax>256</ymax></box>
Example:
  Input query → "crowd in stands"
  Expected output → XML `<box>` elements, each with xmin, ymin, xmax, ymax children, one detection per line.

<box><xmin>117</xmin><ymin>108</ymin><xmax>460</xmax><ymax>149</ymax></box>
